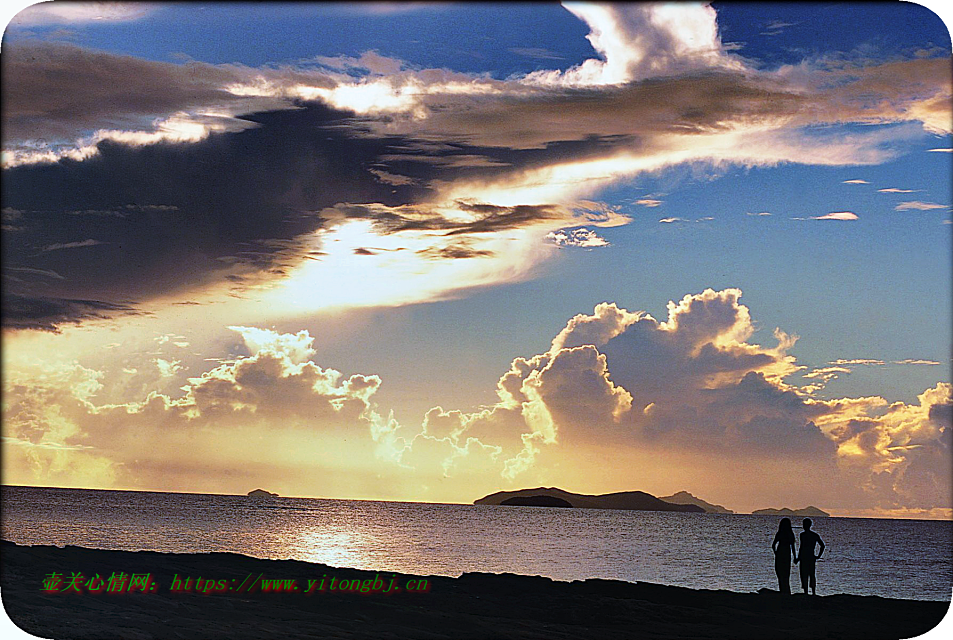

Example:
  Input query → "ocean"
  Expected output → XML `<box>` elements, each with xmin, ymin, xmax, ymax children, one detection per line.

<box><xmin>2</xmin><ymin>485</ymin><xmax>950</xmax><ymax>601</ymax></box>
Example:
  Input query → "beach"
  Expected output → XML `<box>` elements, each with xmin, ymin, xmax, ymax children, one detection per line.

<box><xmin>2</xmin><ymin>540</ymin><xmax>948</xmax><ymax>639</ymax></box>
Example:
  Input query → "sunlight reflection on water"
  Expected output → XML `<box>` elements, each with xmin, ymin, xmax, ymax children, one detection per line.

<box><xmin>293</xmin><ymin>529</ymin><xmax>372</xmax><ymax>567</ymax></box>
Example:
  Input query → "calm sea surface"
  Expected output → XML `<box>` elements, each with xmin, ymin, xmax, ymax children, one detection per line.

<box><xmin>2</xmin><ymin>486</ymin><xmax>950</xmax><ymax>601</ymax></box>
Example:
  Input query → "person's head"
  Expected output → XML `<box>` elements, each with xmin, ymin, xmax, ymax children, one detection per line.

<box><xmin>779</xmin><ymin>517</ymin><xmax>793</xmax><ymax>534</ymax></box>
<box><xmin>803</xmin><ymin>518</ymin><xmax>813</xmax><ymax>530</ymax></box>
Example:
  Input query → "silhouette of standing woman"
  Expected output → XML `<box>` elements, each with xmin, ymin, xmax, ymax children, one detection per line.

<box><xmin>795</xmin><ymin>518</ymin><xmax>825</xmax><ymax>595</ymax></box>
<box><xmin>772</xmin><ymin>518</ymin><xmax>796</xmax><ymax>594</ymax></box>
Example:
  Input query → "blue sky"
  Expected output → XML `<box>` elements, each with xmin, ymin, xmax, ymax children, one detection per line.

<box><xmin>2</xmin><ymin>2</ymin><xmax>951</xmax><ymax>517</ymax></box>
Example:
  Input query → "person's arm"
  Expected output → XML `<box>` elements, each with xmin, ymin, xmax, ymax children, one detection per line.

<box><xmin>816</xmin><ymin>537</ymin><xmax>825</xmax><ymax>560</ymax></box>
<box><xmin>772</xmin><ymin>533</ymin><xmax>779</xmax><ymax>554</ymax></box>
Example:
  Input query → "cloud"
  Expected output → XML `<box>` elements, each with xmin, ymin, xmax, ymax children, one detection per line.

<box><xmin>895</xmin><ymin>201</ymin><xmax>947</xmax><ymax>210</ymax></box>
<box><xmin>927</xmin><ymin>148</ymin><xmax>952</xmax><ymax>152</ymax></box>
<box><xmin>798</xmin><ymin>357</ymin><xmax>933</xmax><ymax>392</ymax></box>
<box><xmin>2</xmin><ymin>102</ymin><xmax>455</xmax><ymax>328</ymax></box>
<box><xmin>39</xmin><ymin>239</ymin><xmax>105</xmax><ymax>252</ymax></box>
<box><xmin>331</xmin><ymin>3</ymin><xmax>445</xmax><ymax>17</ymax></box>
<box><xmin>368</xmin><ymin>168</ymin><xmax>418</xmax><ymax>186</ymax></box>
<box><xmin>819</xmin><ymin>384</ymin><xmax>952</xmax><ymax>512</ymax></box>
<box><xmin>3</xmin><ymin>6</ymin><xmax>951</xmax><ymax>329</ymax></box>
<box><xmin>1</xmin><ymin>326</ymin><xmax>402</xmax><ymax>495</ymax></box>
<box><xmin>746</xmin><ymin>211</ymin><xmax>772</xmax><ymax>216</ymax></box>
<box><xmin>819</xmin><ymin>57</ymin><xmax>953</xmax><ymax>135</ymax></box>
<box><xmin>811</xmin><ymin>211</ymin><xmax>859</xmax><ymax>221</ymax></box>
<box><xmin>4</xmin><ymin>266</ymin><xmax>65</xmax><ymax>280</ymax></box>
<box><xmin>636</xmin><ymin>198</ymin><xmax>663</xmax><ymax>207</ymax></box>
<box><xmin>375</xmin><ymin>69</ymin><xmax>932</xmax><ymax>155</ymax></box>
<box><xmin>154</xmin><ymin>358</ymin><xmax>183</xmax><ymax>378</ymax></box>
<box><xmin>1</xmin><ymin>293</ymin><xmax>140</xmax><ymax>332</ymax></box>
<box><xmin>415</xmin><ymin>243</ymin><xmax>494</xmax><ymax>260</ymax></box>
<box><xmin>523</xmin><ymin>3</ymin><xmax>744</xmax><ymax>86</ymax></box>
<box><xmin>9</xmin><ymin>2</ymin><xmax>158</xmax><ymax>26</ymax></box>
<box><xmin>799</xmin><ymin>367</ymin><xmax>850</xmax><ymax>394</ymax></box>
<box><xmin>312</xmin><ymin>51</ymin><xmax>405</xmax><ymax>75</ymax></box>
<box><xmin>508</xmin><ymin>47</ymin><xmax>565</xmax><ymax>61</ymax></box>
<box><xmin>3</xmin><ymin>290</ymin><xmax>950</xmax><ymax>512</ymax></box>
<box><xmin>474</xmin><ymin>289</ymin><xmax>952</xmax><ymax>512</ymax></box>
<box><xmin>482</xmin><ymin>290</ymin><xmax>813</xmax><ymax>465</ymax></box>
<box><xmin>546</xmin><ymin>228</ymin><xmax>609</xmax><ymax>248</ymax></box>
<box><xmin>2</xmin><ymin>42</ymin><xmax>262</xmax><ymax>150</ymax></box>
<box><xmin>804</xmin><ymin>366</ymin><xmax>852</xmax><ymax>380</ymax></box>
<box><xmin>878</xmin><ymin>188</ymin><xmax>918</xmax><ymax>193</ymax></box>
<box><xmin>659</xmin><ymin>217</ymin><xmax>685</xmax><ymax>223</ymax></box>
<box><xmin>761</xmin><ymin>20</ymin><xmax>797</xmax><ymax>36</ymax></box>
<box><xmin>843</xmin><ymin>179</ymin><xmax>870</xmax><ymax>184</ymax></box>
<box><xmin>5</xmin><ymin>8</ymin><xmax>949</xmax><ymax>162</ymax></box>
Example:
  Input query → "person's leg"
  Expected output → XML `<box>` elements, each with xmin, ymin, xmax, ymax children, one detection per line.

<box><xmin>799</xmin><ymin>562</ymin><xmax>809</xmax><ymax>594</ymax></box>
<box><xmin>778</xmin><ymin>561</ymin><xmax>790</xmax><ymax>594</ymax></box>
<box><xmin>810</xmin><ymin>569</ymin><xmax>816</xmax><ymax>595</ymax></box>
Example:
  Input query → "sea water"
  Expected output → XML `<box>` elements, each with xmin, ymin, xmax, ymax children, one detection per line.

<box><xmin>2</xmin><ymin>485</ymin><xmax>950</xmax><ymax>601</ymax></box>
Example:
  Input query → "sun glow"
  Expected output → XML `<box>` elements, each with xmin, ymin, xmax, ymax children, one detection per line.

<box><xmin>263</xmin><ymin>220</ymin><xmax>552</xmax><ymax>315</ymax></box>
<box><xmin>294</xmin><ymin>79</ymin><xmax>427</xmax><ymax>116</ymax></box>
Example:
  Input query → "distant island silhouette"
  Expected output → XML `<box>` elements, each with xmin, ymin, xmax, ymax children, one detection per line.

<box><xmin>659</xmin><ymin>491</ymin><xmax>735</xmax><ymax>514</ymax></box>
<box><xmin>476</xmin><ymin>487</ymin><xmax>703</xmax><ymax>512</ymax></box>
<box><xmin>500</xmin><ymin>495</ymin><xmax>574</xmax><ymax>508</ymax></box>
<box><xmin>478</xmin><ymin>488</ymin><xmax>830</xmax><ymax>516</ymax></box>
<box><xmin>246</xmin><ymin>489</ymin><xmax>279</xmax><ymax>498</ymax></box>
<box><xmin>752</xmin><ymin>506</ymin><xmax>830</xmax><ymax>517</ymax></box>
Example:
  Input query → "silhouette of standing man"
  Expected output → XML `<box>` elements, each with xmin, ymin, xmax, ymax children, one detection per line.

<box><xmin>795</xmin><ymin>518</ymin><xmax>825</xmax><ymax>595</ymax></box>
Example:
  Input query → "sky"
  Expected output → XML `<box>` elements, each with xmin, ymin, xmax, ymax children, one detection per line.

<box><xmin>1</xmin><ymin>2</ymin><xmax>951</xmax><ymax>518</ymax></box>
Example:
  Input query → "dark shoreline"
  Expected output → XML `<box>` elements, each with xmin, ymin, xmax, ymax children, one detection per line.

<box><xmin>2</xmin><ymin>540</ymin><xmax>949</xmax><ymax>639</ymax></box>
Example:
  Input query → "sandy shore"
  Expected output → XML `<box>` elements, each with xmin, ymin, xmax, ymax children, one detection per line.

<box><xmin>2</xmin><ymin>540</ymin><xmax>948</xmax><ymax>639</ymax></box>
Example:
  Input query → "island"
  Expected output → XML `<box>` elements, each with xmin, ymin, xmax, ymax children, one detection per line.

<box><xmin>660</xmin><ymin>491</ymin><xmax>734</xmax><ymax>514</ymax></box>
<box><xmin>500</xmin><ymin>495</ymin><xmax>573</xmax><ymax>508</ymax></box>
<box><xmin>476</xmin><ymin>487</ymin><xmax>704</xmax><ymax>513</ymax></box>
<box><xmin>246</xmin><ymin>489</ymin><xmax>279</xmax><ymax>498</ymax></box>
<box><xmin>752</xmin><ymin>506</ymin><xmax>830</xmax><ymax>517</ymax></box>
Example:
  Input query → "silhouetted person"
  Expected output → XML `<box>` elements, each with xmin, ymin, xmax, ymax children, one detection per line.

<box><xmin>795</xmin><ymin>518</ymin><xmax>825</xmax><ymax>595</ymax></box>
<box><xmin>772</xmin><ymin>517</ymin><xmax>796</xmax><ymax>594</ymax></box>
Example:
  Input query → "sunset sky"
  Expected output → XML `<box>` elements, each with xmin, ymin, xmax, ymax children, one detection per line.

<box><xmin>2</xmin><ymin>2</ymin><xmax>951</xmax><ymax>518</ymax></box>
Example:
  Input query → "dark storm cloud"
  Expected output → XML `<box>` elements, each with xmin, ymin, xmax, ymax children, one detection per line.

<box><xmin>1</xmin><ymin>102</ymin><xmax>425</xmax><ymax>329</ymax></box>
<box><xmin>2</xmin><ymin>292</ymin><xmax>140</xmax><ymax>332</ymax></box>
<box><xmin>2</xmin><ymin>42</ymin><xmax>251</xmax><ymax>143</ymax></box>
<box><xmin>3</xmin><ymin>94</ymin><xmax>623</xmax><ymax>330</ymax></box>
<box><xmin>380</xmin><ymin>72</ymin><xmax>810</xmax><ymax>149</ymax></box>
